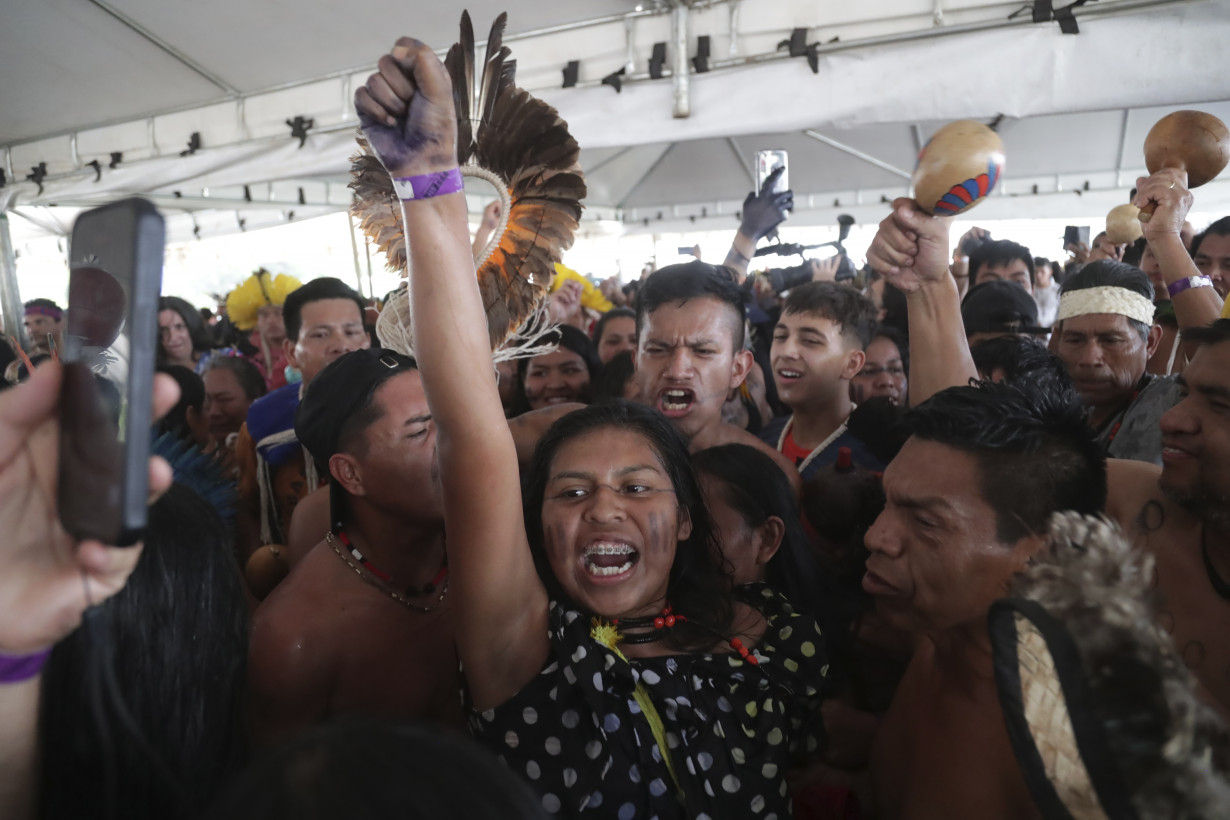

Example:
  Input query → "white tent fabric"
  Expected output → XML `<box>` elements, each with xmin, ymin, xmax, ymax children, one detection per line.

<box><xmin>3</xmin><ymin>0</ymin><xmax>1229</xmax><ymax>243</ymax></box>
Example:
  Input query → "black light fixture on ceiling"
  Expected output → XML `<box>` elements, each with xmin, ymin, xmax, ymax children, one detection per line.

<box><xmin>692</xmin><ymin>36</ymin><xmax>711</xmax><ymax>73</ymax></box>
<box><xmin>287</xmin><ymin>116</ymin><xmax>315</xmax><ymax>148</ymax></box>
<box><xmin>180</xmin><ymin>132</ymin><xmax>202</xmax><ymax>157</ymax></box>
<box><xmin>27</xmin><ymin>162</ymin><xmax>47</xmax><ymax>195</ymax></box>
<box><xmin>649</xmin><ymin>42</ymin><xmax>667</xmax><ymax>79</ymax></box>
<box><xmin>86</xmin><ymin>159</ymin><xmax>102</xmax><ymax>182</ymax></box>
<box><xmin>1031</xmin><ymin>0</ymin><xmax>1093</xmax><ymax>34</ymax></box>
<box><xmin>562</xmin><ymin>60</ymin><xmax>580</xmax><ymax>88</ymax></box>
<box><xmin>601</xmin><ymin>66</ymin><xmax>626</xmax><ymax>93</ymax></box>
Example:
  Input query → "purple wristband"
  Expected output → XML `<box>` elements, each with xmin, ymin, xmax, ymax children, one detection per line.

<box><xmin>0</xmin><ymin>647</ymin><xmax>52</xmax><ymax>684</ymax></box>
<box><xmin>392</xmin><ymin>168</ymin><xmax>464</xmax><ymax>201</ymax></box>
<box><xmin>1167</xmin><ymin>275</ymin><xmax>1213</xmax><ymax>298</ymax></box>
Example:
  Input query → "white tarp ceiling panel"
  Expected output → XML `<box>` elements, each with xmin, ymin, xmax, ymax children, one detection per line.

<box><xmin>0</xmin><ymin>0</ymin><xmax>221</xmax><ymax>144</ymax></box>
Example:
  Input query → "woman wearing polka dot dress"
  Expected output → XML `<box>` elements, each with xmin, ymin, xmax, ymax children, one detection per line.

<box><xmin>355</xmin><ymin>37</ymin><xmax>828</xmax><ymax>818</ymax></box>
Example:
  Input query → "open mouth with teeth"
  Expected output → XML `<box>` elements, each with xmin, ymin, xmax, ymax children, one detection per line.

<box><xmin>776</xmin><ymin>368</ymin><xmax>803</xmax><ymax>382</ymax></box>
<box><xmin>657</xmin><ymin>388</ymin><xmax>695</xmax><ymax>415</ymax></box>
<box><xmin>583</xmin><ymin>542</ymin><xmax>640</xmax><ymax>578</ymax></box>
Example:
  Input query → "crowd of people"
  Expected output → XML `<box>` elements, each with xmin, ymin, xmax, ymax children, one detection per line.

<box><xmin>1</xmin><ymin>32</ymin><xmax>1229</xmax><ymax>820</ymax></box>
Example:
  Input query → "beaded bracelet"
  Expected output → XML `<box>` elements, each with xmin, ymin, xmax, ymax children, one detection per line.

<box><xmin>1167</xmin><ymin>275</ymin><xmax>1214</xmax><ymax>298</ymax></box>
<box><xmin>0</xmin><ymin>647</ymin><xmax>52</xmax><ymax>684</ymax></box>
<box><xmin>392</xmin><ymin>168</ymin><xmax>464</xmax><ymax>201</ymax></box>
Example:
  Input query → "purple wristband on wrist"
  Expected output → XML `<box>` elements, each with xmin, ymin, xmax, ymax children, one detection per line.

<box><xmin>0</xmin><ymin>647</ymin><xmax>52</xmax><ymax>684</ymax></box>
<box><xmin>1167</xmin><ymin>275</ymin><xmax>1213</xmax><ymax>298</ymax></box>
<box><xmin>392</xmin><ymin>168</ymin><xmax>464</xmax><ymax>201</ymax></box>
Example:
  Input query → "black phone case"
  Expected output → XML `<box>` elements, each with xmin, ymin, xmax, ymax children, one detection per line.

<box><xmin>59</xmin><ymin>198</ymin><xmax>164</xmax><ymax>546</ymax></box>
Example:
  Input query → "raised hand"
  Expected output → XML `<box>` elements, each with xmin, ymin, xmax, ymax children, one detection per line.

<box><xmin>354</xmin><ymin>39</ymin><xmax>458</xmax><ymax>178</ymax></box>
<box><xmin>866</xmin><ymin>198</ymin><xmax>954</xmax><ymax>293</ymax></box>
<box><xmin>0</xmin><ymin>363</ymin><xmax>178</xmax><ymax>653</ymax></box>
<box><xmin>1134</xmin><ymin>168</ymin><xmax>1194</xmax><ymax>245</ymax></box>
<box><xmin>740</xmin><ymin>166</ymin><xmax>794</xmax><ymax>242</ymax></box>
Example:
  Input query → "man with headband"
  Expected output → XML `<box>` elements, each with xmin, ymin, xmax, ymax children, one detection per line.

<box><xmin>22</xmin><ymin>299</ymin><xmax>64</xmax><ymax>355</ymax></box>
<box><xmin>247</xmin><ymin>348</ymin><xmax>460</xmax><ymax>745</ymax></box>
<box><xmin>1050</xmin><ymin>173</ymin><xmax>1223</xmax><ymax>463</ymax></box>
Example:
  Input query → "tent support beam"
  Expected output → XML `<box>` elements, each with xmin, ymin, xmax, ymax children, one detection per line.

<box><xmin>617</xmin><ymin>144</ymin><xmax>676</xmax><ymax>210</ymax></box>
<box><xmin>671</xmin><ymin>2</ymin><xmax>691</xmax><ymax>119</ymax></box>
<box><xmin>726</xmin><ymin>138</ymin><xmax>756</xmax><ymax>187</ymax></box>
<box><xmin>0</xmin><ymin>215</ymin><xmax>24</xmax><ymax>350</ymax></box>
<box><xmin>802</xmin><ymin>130</ymin><xmax>913</xmax><ymax>180</ymax></box>
<box><xmin>86</xmin><ymin>0</ymin><xmax>240</xmax><ymax>95</ymax></box>
<box><xmin>1114</xmin><ymin>109</ymin><xmax>1132</xmax><ymax>188</ymax></box>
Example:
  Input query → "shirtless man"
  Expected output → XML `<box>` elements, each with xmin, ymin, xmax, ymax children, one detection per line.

<box><xmin>1105</xmin><ymin>321</ymin><xmax>1230</xmax><ymax>722</ymax></box>
<box><xmin>862</xmin><ymin>380</ymin><xmax>1104</xmax><ymax>819</ymax></box>
<box><xmin>633</xmin><ymin>261</ymin><xmax>801</xmax><ymax>491</ymax></box>
<box><xmin>247</xmin><ymin>348</ymin><xmax>458</xmax><ymax>745</ymax></box>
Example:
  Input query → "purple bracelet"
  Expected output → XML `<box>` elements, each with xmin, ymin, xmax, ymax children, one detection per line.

<box><xmin>392</xmin><ymin>168</ymin><xmax>464</xmax><ymax>201</ymax></box>
<box><xmin>1167</xmin><ymin>275</ymin><xmax>1213</xmax><ymax>298</ymax></box>
<box><xmin>0</xmin><ymin>647</ymin><xmax>52</xmax><ymax>684</ymax></box>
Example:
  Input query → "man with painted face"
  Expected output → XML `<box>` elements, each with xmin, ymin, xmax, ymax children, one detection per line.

<box><xmin>22</xmin><ymin>299</ymin><xmax>64</xmax><ymax>355</ymax></box>
<box><xmin>632</xmin><ymin>261</ymin><xmax>801</xmax><ymax>490</ymax></box>
<box><xmin>248</xmin><ymin>348</ymin><xmax>459</xmax><ymax>745</ymax></box>
<box><xmin>865</xmin><ymin>379</ymin><xmax>1105</xmax><ymax>819</ymax></box>
<box><xmin>234</xmin><ymin>277</ymin><xmax>371</xmax><ymax>562</ymax></box>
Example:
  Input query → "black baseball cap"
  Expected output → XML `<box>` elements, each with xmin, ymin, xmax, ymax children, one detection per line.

<box><xmin>295</xmin><ymin>348</ymin><xmax>418</xmax><ymax>531</ymax></box>
<box><xmin>962</xmin><ymin>280</ymin><xmax>1049</xmax><ymax>336</ymax></box>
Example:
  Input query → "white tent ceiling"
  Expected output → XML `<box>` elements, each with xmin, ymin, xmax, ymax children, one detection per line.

<box><xmin>3</xmin><ymin>0</ymin><xmax>1230</xmax><ymax>243</ymax></box>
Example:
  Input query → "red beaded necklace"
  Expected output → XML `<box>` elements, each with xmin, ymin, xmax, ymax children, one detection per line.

<box><xmin>605</xmin><ymin>603</ymin><xmax>759</xmax><ymax>663</ymax></box>
<box><xmin>335</xmin><ymin>529</ymin><xmax>447</xmax><ymax>595</ymax></box>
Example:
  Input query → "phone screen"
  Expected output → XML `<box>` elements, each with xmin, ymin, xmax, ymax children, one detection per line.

<box><xmin>59</xmin><ymin>199</ymin><xmax>163</xmax><ymax>545</ymax></box>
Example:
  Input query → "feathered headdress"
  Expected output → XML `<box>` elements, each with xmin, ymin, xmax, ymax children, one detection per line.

<box><xmin>225</xmin><ymin>269</ymin><xmax>303</xmax><ymax>332</ymax></box>
<box><xmin>351</xmin><ymin>11</ymin><xmax>586</xmax><ymax>358</ymax></box>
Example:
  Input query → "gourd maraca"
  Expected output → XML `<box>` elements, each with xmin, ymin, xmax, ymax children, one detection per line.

<box><xmin>913</xmin><ymin>120</ymin><xmax>1006</xmax><ymax>216</ymax></box>
<box><xmin>1105</xmin><ymin>204</ymin><xmax>1143</xmax><ymax>245</ymax></box>
<box><xmin>1139</xmin><ymin>110</ymin><xmax>1230</xmax><ymax>223</ymax></box>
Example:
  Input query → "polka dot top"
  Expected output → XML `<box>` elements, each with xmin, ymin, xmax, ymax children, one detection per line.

<box><xmin>468</xmin><ymin>585</ymin><xmax>828</xmax><ymax>819</ymax></box>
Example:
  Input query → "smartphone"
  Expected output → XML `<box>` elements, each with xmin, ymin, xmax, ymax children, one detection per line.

<box><xmin>1063</xmin><ymin>225</ymin><xmax>1090</xmax><ymax>248</ymax></box>
<box><xmin>59</xmin><ymin>198</ymin><xmax>165</xmax><ymax>546</ymax></box>
<box><xmin>756</xmin><ymin>149</ymin><xmax>789</xmax><ymax>195</ymax></box>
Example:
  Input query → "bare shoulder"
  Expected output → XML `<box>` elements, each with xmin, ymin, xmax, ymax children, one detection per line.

<box><xmin>250</xmin><ymin>546</ymin><xmax>345</xmax><ymax>665</ymax></box>
<box><xmin>509</xmin><ymin>402</ymin><xmax>585</xmax><ymax>463</ymax></box>
<box><xmin>1105</xmin><ymin>458</ymin><xmax>1163</xmax><ymax>537</ymax></box>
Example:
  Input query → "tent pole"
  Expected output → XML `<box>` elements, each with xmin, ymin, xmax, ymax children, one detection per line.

<box><xmin>346</xmin><ymin>211</ymin><xmax>366</xmax><ymax>298</ymax></box>
<box><xmin>671</xmin><ymin>2</ymin><xmax>690</xmax><ymax>119</ymax></box>
<box><xmin>0</xmin><ymin>214</ymin><xmax>24</xmax><ymax>350</ymax></box>
<box><xmin>802</xmin><ymin>130</ymin><xmax>913</xmax><ymax>180</ymax></box>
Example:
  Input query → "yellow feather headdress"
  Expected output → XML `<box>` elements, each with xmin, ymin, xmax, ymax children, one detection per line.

<box><xmin>226</xmin><ymin>269</ymin><xmax>303</xmax><ymax>332</ymax></box>
<box><xmin>350</xmin><ymin>11</ymin><xmax>586</xmax><ymax>357</ymax></box>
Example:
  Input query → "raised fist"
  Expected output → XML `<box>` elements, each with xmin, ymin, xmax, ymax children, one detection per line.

<box><xmin>354</xmin><ymin>38</ymin><xmax>459</xmax><ymax>179</ymax></box>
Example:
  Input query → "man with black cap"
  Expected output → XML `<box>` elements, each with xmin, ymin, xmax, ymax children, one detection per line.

<box><xmin>961</xmin><ymin>279</ymin><xmax>1050</xmax><ymax>349</ymax></box>
<box><xmin>247</xmin><ymin>348</ymin><xmax>459</xmax><ymax>746</ymax></box>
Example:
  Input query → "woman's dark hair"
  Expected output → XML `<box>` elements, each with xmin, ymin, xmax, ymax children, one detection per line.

<box><xmin>156</xmin><ymin>365</ymin><xmax>205</xmax><ymax>441</ymax></box>
<box><xmin>517</xmin><ymin>325</ymin><xmax>601</xmax><ymax>403</ymax></box>
<box><xmin>591</xmin><ymin>306</ymin><xmax>637</xmax><ymax>345</ymax></box>
<box><xmin>970</xmin><ymin>335</ymin><xmax>1072</xmax><ymax>390</ymax></box>
<box><xmin>691</xmin><ymin>444</ymin><xmax>826</xmax><ymax>614</ymax></box>
<box><xmin>204</xmin><ymin>354</ymin><xmax>268</xmax><ymax>401</ymax></box>
<box><xmin>204</xmin><ymin>719</ymin><xmax>546</xmax><ymax>820</ymax></box>
<box><xmin>39</xmin><ymin>483</ymin><xmax>249</xmax><ymax>820</ymax></box>
<box><xmin>591</xmin><ymin>349</ymin><xmax>636</xmax><ymax>402</ymax></box>
<box><xmin>158</xmin><ymin>296</ymin><xmax>215</xmax><ymax>362</ymax></box>
<box><xmin>522</xmin><ymin>400</ymin><xmax>733</xmax><ymax>649</ymax></box>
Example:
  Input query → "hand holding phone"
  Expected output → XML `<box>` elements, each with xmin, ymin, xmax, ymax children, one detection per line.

<box><xmin>0</xmin><ymin>362</ymin><xmax>179</xmax><ymax>653</ymax></box>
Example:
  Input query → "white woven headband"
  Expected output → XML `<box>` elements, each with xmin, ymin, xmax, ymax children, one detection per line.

<box><xmin>1056</xmin><ymin>286</ymin><xmax>1156</xmax><ymax>326</ymax></box>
